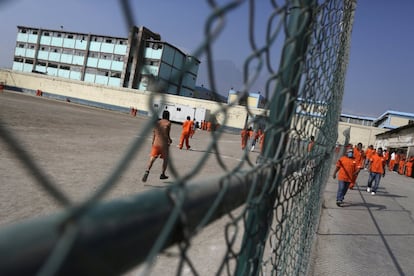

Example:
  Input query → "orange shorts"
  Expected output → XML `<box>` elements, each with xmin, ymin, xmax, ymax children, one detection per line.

<box><xmin>150</xmin><ymin>145</ymin><xmax>168</xmax><ymax>159</ymax></box>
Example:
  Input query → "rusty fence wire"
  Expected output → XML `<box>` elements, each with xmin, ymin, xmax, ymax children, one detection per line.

<box><xmin>0</xmin><ymin>0</ymin><xmax>356</xmax><ymax>275</ymax></box>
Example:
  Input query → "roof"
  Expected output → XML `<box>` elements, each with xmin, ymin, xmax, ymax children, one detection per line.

<box><xmin>374</xmin><ymin>110</ymin><xmax>414</xmax><ymax>123</ymax></box>
<box><xmin>340</xmin><ymin>113</ymin><xmax>376</xmax><ymax>121</ymax></box>
<box><xmin>376</xmin><ymin>123</ymin><xmax>414</xmax><ymax>137</ymax></box>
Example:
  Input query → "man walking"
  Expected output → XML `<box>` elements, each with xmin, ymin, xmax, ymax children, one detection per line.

<box><xmin>367</xmin><ymin>147</ymin><xmax>386</xmax><ymax>195</ymax></box>
<box><xmin>178</xmin><ymin>116</ymin><xmax>193</xmax><ymax>150</ymax></box>
<box><xmin>142</xmin><ymin>110</ymin><xmax>172</xmax><ymax>182</ymax></box>
<box><xmin>333</xmin><ymin>147</ymin><xmax>358</xmax><ymax>207</ymax></box>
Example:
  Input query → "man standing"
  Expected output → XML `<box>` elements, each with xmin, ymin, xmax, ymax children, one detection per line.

<box><xmin>308</xmin><ymin>136</ymin><xmax>315</xmax><ymax>153</ymax></box>
<box><xmin>349</xmin><ymin>142</ymin><xmax>365</xmax><ymax>189</ymax></box>
<box><xmin>367</xmin><ymin>147</ymin><xmax>386</xmax><ymax>195</ymax></box>
<box><xmin>333</xmin><ymin>147</ymin><xmax>358</xmax><ymax>207</ymax></box>
<box><xmin>142</xmin><ymin>110</ymin><xmax>172</xmax><ymax>182</ymax></box>
<box><xmin>178</xmin><ymin>116</ymin><xmax>193</xmax><ymax>150</ymax></box>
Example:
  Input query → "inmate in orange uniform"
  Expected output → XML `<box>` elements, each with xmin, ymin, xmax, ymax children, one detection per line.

<box><xmin>367</xmin><ymin>148</ymin><xmax>386</xmax><ymax>195</ymax></box>
<box><xmin>405</xmin><ymin>157</ymin><xmax>414</xmax><ymax>177</ymax></box>
<box><xmin>333</xmin><ymin>148</ymin><xmax>358</xmax><ymax>207</ymax></box>
<box><xmin>349</xmin><ymin>143</ymin><xmax>364</xmax><ymax>189</ymax></box>
<box><xmin>240</xmin><ymin>128</ymin><xmax>249</xmax><ymax>150</ymax></box>
<box><xmin>142</xmin><ymin>110</ymin><xmax>172</xmax><ymax>182</ymax></box>
<box><xmin>190</xmin><ymin>119</ymin><xmax>196</xmax><ymax>138</ymax></box>
<box><xmin>398</xmin><ymin>158</ymin><xmax>406</xmax><ymax>175</ymax></box>
<box><xmin>178</xmin><ymin>116</ymin><xmax>193</xmax><ymax>150</ymax></box>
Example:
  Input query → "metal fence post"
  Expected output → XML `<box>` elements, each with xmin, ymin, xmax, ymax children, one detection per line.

<box><xmin>235</xmin><ymin>1</ymin><xmax>316</xmax><ymax>274</ymax></box>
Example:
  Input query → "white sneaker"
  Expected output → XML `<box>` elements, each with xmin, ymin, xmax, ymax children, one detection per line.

<box><xmin>371</xmin><ymin>191</ymin><xmax>376</xmax><ymax>195</ymax></box>
<box><xmin>367</xmin><ymin>187</ymin><xmax>371</xmax><ymax>193</ymax></box>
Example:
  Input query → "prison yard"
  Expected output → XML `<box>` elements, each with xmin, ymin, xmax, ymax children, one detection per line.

<box><xmin>0</xmin><ymin>91</ymin><xmax>259</xmax><ymax>275</ymax></box>
<box><xmin>0</xmin><ymin>91</ymin><xmax>260</xmax><ymax>223</ymax></box>
<box><xmin>2</xmin><ymin>91</ymin><xmax>414</xmax><ymax>275</ymax></box>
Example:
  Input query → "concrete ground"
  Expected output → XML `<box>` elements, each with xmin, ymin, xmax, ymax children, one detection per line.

<box><xmin>0</xmin><ymin>90</ymin><xmax>256</xmax><ymax>275</ymax></box>
<box><xmin>309</xmin><ymin>164</ymin><xmax>414</xmax><ymax>275</ymax></box>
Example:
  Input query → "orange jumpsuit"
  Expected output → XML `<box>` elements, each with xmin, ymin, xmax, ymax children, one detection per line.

<box><xmin>241</xmin><ymin>129</ymin><xmax>249</xmax><ymax>150</ymax></box>
<box><xmin>349</xmin><ymin>147</ymin><xmax>364</xmax><ymax>189</ymax></box>
<box><xmin>178</xmin><ymin>118</ymin><xmax>193</xmax><ymax>149</ymax></box>
<box><xmin>398</xmin><ymin>158</ymin><xmax>405</xmax><ymax>175</ymax></box>
<box><xmin>405</xmin><ymin>157</ymin><xmax>414</xmax><ymax>177</ymax></box>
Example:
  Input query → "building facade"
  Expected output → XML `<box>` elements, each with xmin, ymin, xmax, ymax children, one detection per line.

<box><xmin>12</xmin><ymin>25</ymin><xmax>199</xmax><ymax>97</ymax></box>
<box><xmin>227</xmin><ymin>88</ymin><xmax>267</xmax><ymax>108</ymax></box>
<box><xmin>373</xmin><ymin>110</ymin><xmax>414</xmax><ymax>129</ymax></box>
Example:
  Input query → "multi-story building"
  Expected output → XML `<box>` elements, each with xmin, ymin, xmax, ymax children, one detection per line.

<box><xmin>12</xmin><ymin>25</ymin><xmax>200</xmax><ymax>97</ymax></box>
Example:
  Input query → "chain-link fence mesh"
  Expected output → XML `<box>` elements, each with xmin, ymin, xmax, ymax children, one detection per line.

<box><xmin>0</xmin><ymin>0</ymin><xmax>356</xmax><ymax>275</ymax></box>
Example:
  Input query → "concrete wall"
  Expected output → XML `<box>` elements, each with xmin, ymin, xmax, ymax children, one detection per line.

<box><xmin>390</xmin><ymin>116</ymin><xmax>410</xmax><ymax>127</ymax></box>
<box><xmin>337</xmin><ymin>122</ymin><xmax>386</xmax><ymax>148</ymax></box>
<box><xmin>0</xmin><ymin>69</ymin><xmax>265</xmax><ymax>130</ymax></box>
<box><xmin>1</xmin><ymin>69</ymin><xmax>390</xmax><ymax>145</ymax></box>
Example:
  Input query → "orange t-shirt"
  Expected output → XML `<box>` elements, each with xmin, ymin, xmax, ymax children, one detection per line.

<box><xmin>336</xmin><ymin>156</ymin><xmax>357</xmax><ymax>182</ymax></box>
<box><xmin>369</xmin><ymin>153</ymin><xmax>386</xmax><ymax>174</ymax></box>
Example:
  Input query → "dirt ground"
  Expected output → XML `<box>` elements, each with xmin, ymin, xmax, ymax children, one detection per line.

<box><xmin>0</xmin><ymin>90</ymin><xmax>258</xmax><ymax>275</ymax></box>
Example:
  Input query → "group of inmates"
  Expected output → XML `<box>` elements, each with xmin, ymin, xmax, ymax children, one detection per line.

<box><xmin>240</xmin><ymin>127</ymin><xmax>264</xmax><ymax>152</ymax></box>
<box><xmin>333</xmin><ymin>142</ymin><xmax>414</xmax><ymax>207</ymax></box>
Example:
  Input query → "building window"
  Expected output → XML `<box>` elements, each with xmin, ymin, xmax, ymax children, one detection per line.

<box><xmin>48</xmin><ymin>63</ymin><xmax>58</xmax><ymax>68</ymax></box>
<box><xmin>67</xmin><ymin>34</ymin><xmax>74</xmax><ymax>39</ymax></box>
<box><xmin>114</xmin><ymin>55</ymin><xmax>123</xmax><ymax>61</ymax></box>
<box><xmin>32</xmin><ymin>30</ymin><xmax>38</xmax><ymax>35</ymax></box>
<box><xmin>18</xmin><ymin>43</ymin><xmax>25</xmax><ymax>48</ymax></box>
<box><xmin>25</xmin><ymin>59</ymin><xmax>34</xmax><ymax>64</ymax></box>
<box><xmin>75</xmin><ymin>50</ymin><xmax>85</xmax><ymax>56</ymax></box>
<box><xmin>36</xmin><ymin>61</ymin><xmax>47</xmax><ymax>66</ymax></box>
<box><xmin>14</xmin><ymin>57</ymin><xmax>23</xmax><ymax>62</ymax></box>
<box><xmin>60</xmin><ymin>65</ymin><xmax>70</xmax><ymax>70</ymax></box>
<box><xmin>21</xmin><ymin>29</ymin><xmax>27</xmax><ymax>34</ymax></box>
<box><xmin>71</xmin><ymin>66</ymin><xmax>82</xmax><ymax>72</ymax></box>
<box><xmin>105</xmin><ymin>38</ymin><xmax>112</xmax><ymax>43</ymax></box>
<box><xmin>44</xmin><ymin>32</ymin><xmax>50</xmax><ymax>36</ymax></box>
<box><xmin>62</xmin><ymin>48</ymin><xmax>73</xmax><ymax>54</ymax></box>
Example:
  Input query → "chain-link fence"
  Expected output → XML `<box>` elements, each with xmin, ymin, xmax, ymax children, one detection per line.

<box><xmin>0</xmin><ymin>0</ymin><xmax>356</xmax><ymax>275</ymax></box>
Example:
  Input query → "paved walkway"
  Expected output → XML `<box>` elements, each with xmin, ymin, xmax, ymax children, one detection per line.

<box><xmin>309</xmin><ymin>167</ymin><xmax>414</xmax><ymax>275</ymax></box>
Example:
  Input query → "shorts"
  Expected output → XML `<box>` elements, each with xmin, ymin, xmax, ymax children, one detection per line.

<box><xmin>150</xmin><ymin>145</ymin><xmax>168</xmax><ymax>159</ymax></box>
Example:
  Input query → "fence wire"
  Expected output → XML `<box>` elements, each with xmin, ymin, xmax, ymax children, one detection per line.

<box><xmin>0</xmin><ymin>0</ymin><xmax>356</xmax><ymax>275</ymax></box>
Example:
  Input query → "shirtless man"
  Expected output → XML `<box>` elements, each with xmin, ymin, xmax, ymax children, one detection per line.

<box><xmin>142</xmin><ymin>110</ymin><xmax>172</xmax><ymax>182</ymax></box>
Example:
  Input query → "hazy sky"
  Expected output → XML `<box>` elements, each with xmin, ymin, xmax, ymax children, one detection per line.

<box><xmin>0</xmin><ymin>0</ymin><xmax>412</xmax><ymax>118</ymax></box>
